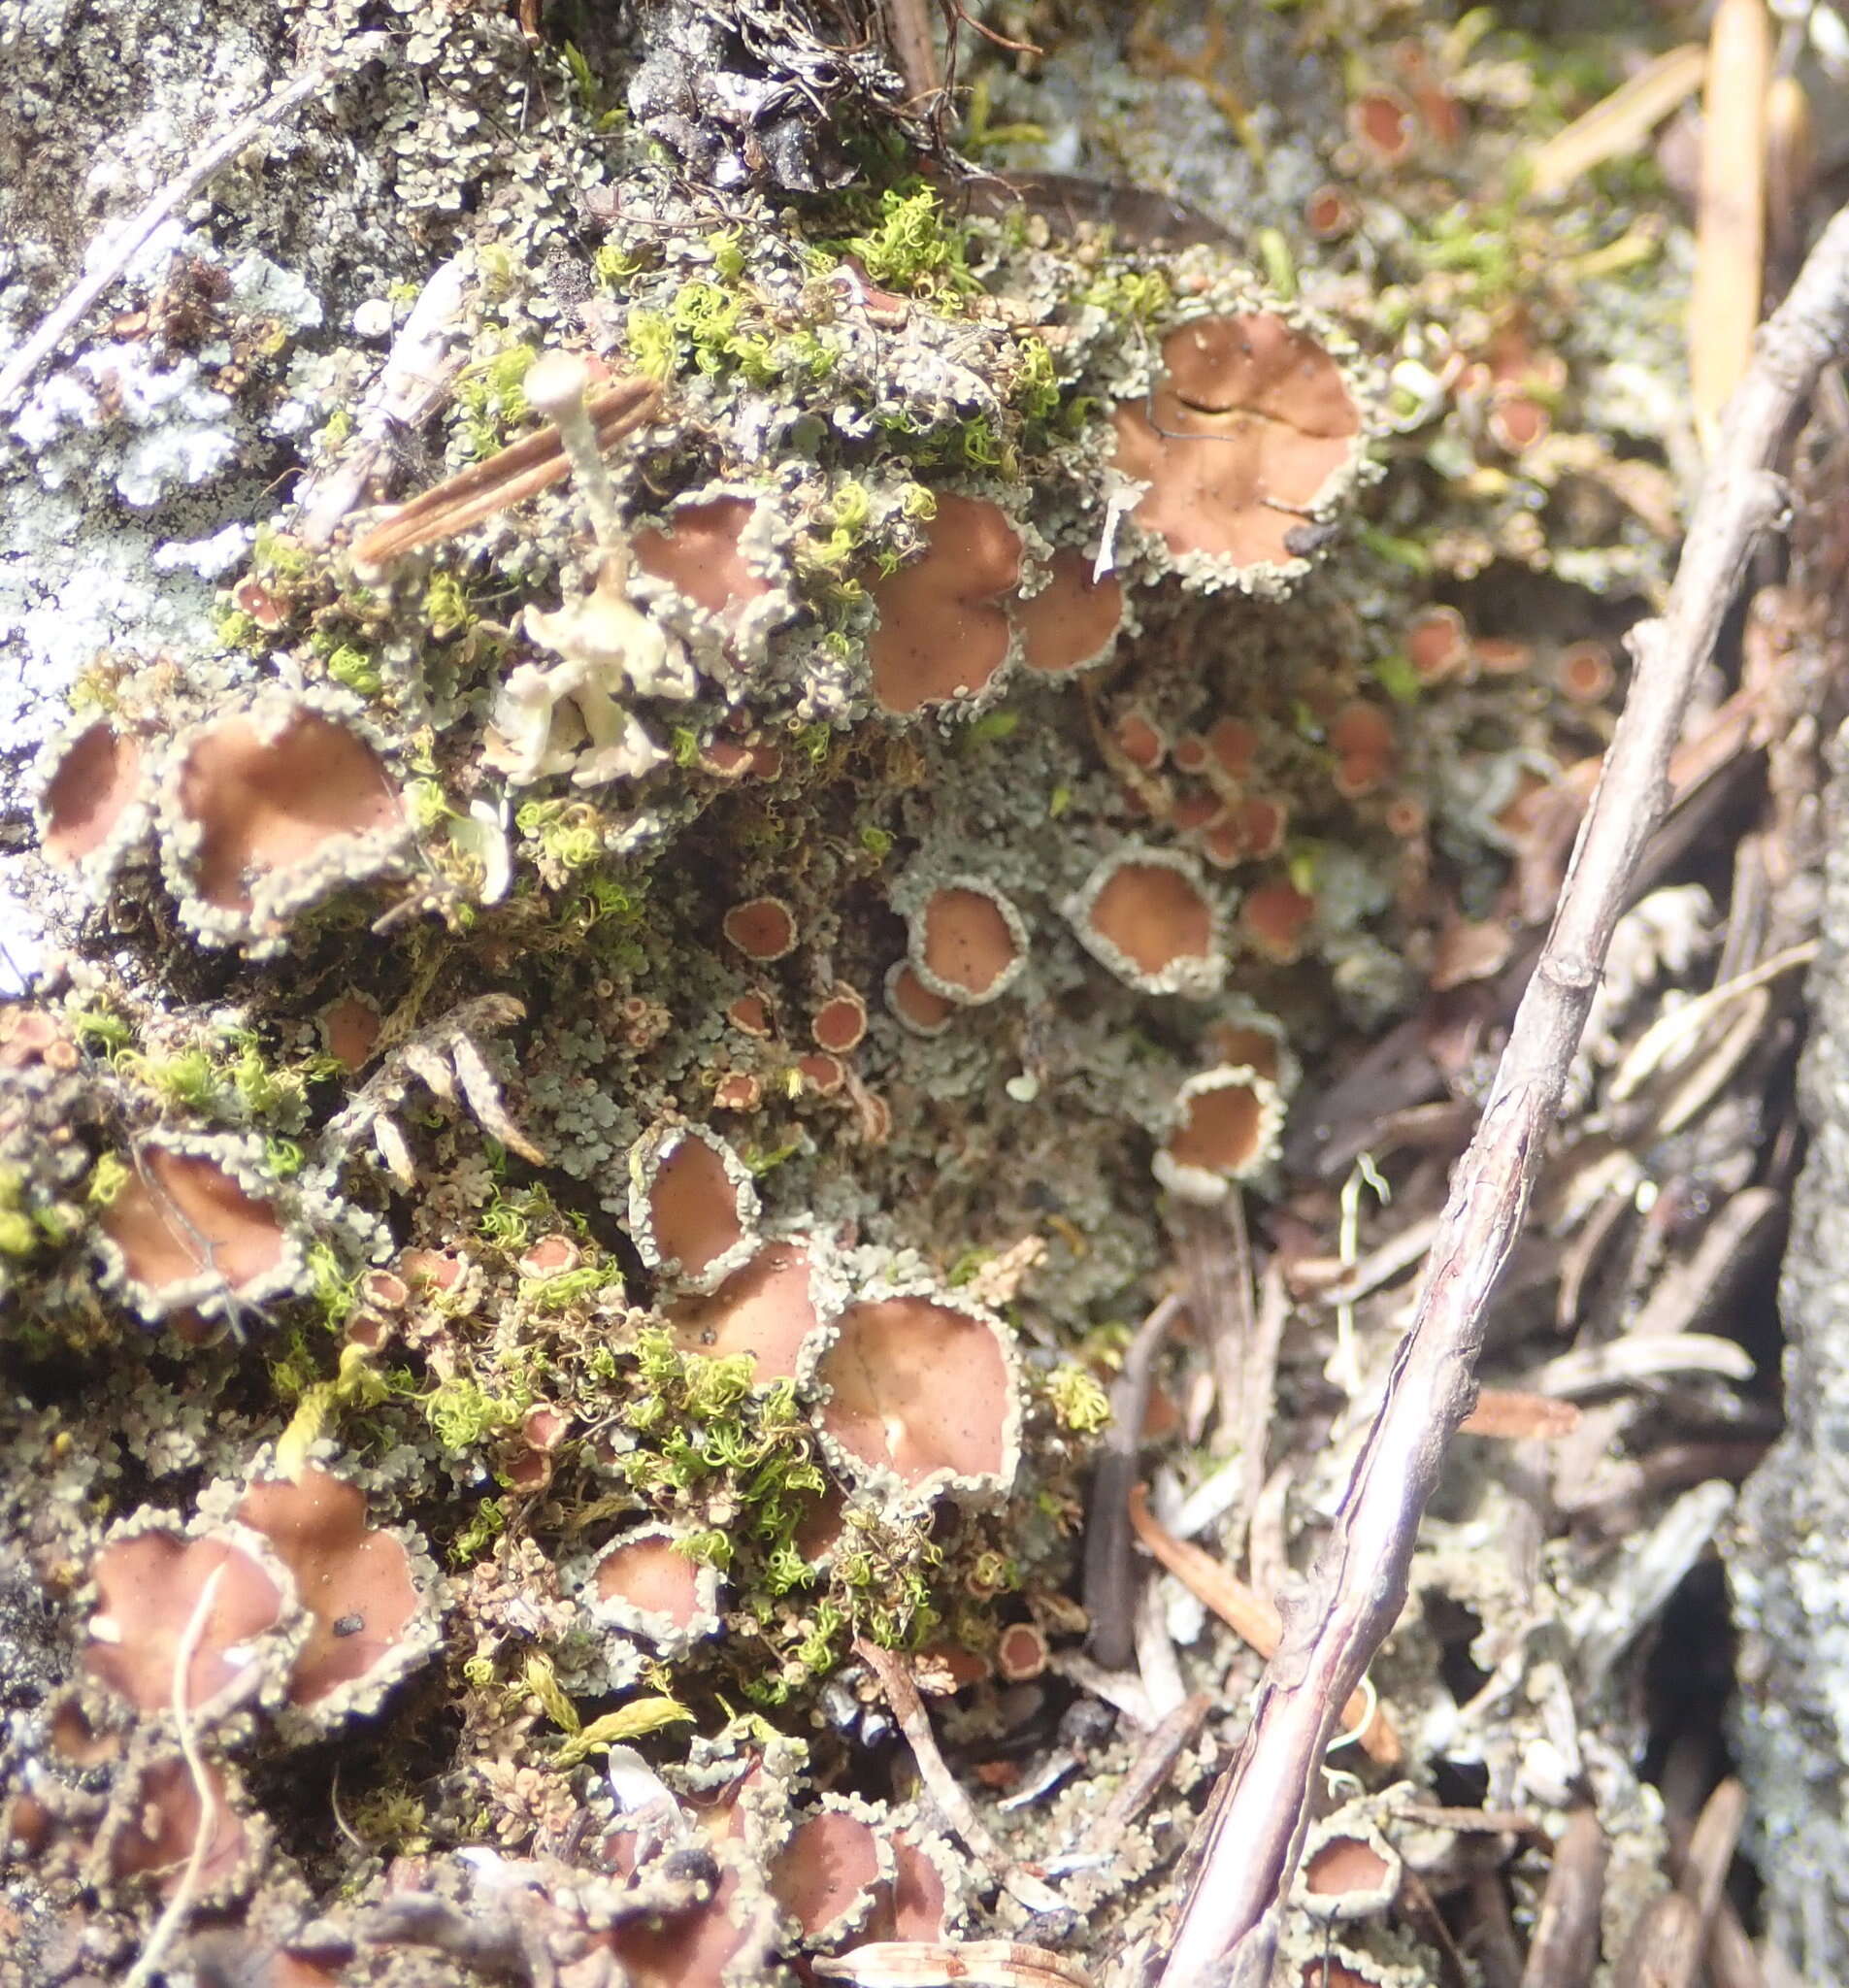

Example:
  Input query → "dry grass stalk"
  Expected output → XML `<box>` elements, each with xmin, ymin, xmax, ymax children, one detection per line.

<box><xmin>1689</xmin><ymin>0</ymin><xmax>1771</xmax><ymax>432</ymax></box>
<box><xmin>121</xmin><ymin>1562</ymin><xmax>231</xmax><ymax>1988</ymax></box>
<box><xmin>1526</xmin><ymin>44</ymin><xmax>1708</xmax><ymax>200</ymax></box>
<box><xmin>1124</xmin><ymin>1487</ymin><xmax>1399</xmax><ymax>1767</ymax></box>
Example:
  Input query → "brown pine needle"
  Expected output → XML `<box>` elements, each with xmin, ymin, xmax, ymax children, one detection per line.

<box><xmin>1460</xmin><ymin>1389</ymin><xmax>1582</xmax><ymax>1441</ymax></box>
<box><xmin>1125</xmin><ymin>1486</ymin><xmax>1400</xmax><ymax>1766</ymax></box>
<box><xmin>350</xmin><ymin>377</ymin><xmax>657</xmax><ymax>572</ymax></box>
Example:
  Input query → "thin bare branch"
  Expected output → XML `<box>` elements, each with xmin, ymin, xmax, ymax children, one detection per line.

<box><xmin>853</xmin><ymin>1640</ymin><xmax>1067</xmax><ymax>1920</ymax></box>
<box><xmin>348</xmin><ymin>378</ymin><xmax>658</xmax><ymax>572</ymax></box>
<box><xmin>1154</xmin><ymin>199</ymin><xmax>1849</xmax><ymax>1988</ymax></box>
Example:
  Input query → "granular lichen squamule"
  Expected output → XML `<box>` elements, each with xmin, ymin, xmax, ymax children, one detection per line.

<box><xmin>0</xmin><ymin>0</ymin><xmax>1712</xmax><ymax>1978</ymax></box>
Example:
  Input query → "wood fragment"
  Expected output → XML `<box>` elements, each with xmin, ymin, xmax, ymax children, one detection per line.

<box><xmin>1048</xmin><ymin>1651</ymin><xmax>1156</xmax><ymax>1732</ymax></box>
<box><xmin>1520</xmin><ymin>1808</ymin><xmax>1607</xmax><ymax>1988</ymax></box>
<box><xmin>1663</xmin><ymin>1773</ymin><xmax>1765</xmax><ymax>1988</ymax></box>
<box><xmin>1557</xmin><ymin>1439</ymin><xmax>1771</xmax><ymax>1530</ymax></box>
<box><xmin>876</xmin><ymin>0</ymin><xmax>943</xmax><ymax>110</ymax></box>
<box><xmin>1690</xmin><ymin>0</ymin><xmax>1771</xmax><ymax>431</ymax></box>
<box><xmin>854</xmin><ymin>1640</ymin><xmax>1067</xmax><ymax>1920</ymax></box>
<box><xmin>1614</xmin><ymin>1892</ymin><xmax>1703</xmax><ymax>1988</ymax></box>
<box><xmin>1169</xmin><ymin>1198</ymin><xmax>1255</xmax><ymax>1454</ymax></box>
<box><xmin>1678</xmin><ymin>1778</ymin><xmax>1747</xmax><ymax>1942</ymax></box>
<box><xmin>1527</xmin><ymin>45</ymin><xmax>1708</xmax><ymax>199</ymax></box>
<box><xmin>296</xmin><ymin>255</ymin><xmax>472</xmax><ymax>547</ymax></box>
<box><xmin>1133</xmin><ymin>1576</ymin><xmax>1189</xmax><ymax>1725</ymax></box>
<box><xmin>1125</xmin><ymin>1487</ymin><xmax>1399</xmax><ymax>1766</ymax></box>
<box><xmin>1766</xmin><ymin>76</ymin><xmax>1815</xmax><ymax>277</ymax></box>
<box><xmin>1532</xmin><ymin>1332</ymin><xmax>1754</xmax><ymax>1397</ymax></box>
<box><xmin>1607</xmin><ymin>941</ymin><xmax>1815</xmax><ymax>1101</ymax></box>
<box><xmin>1233</xmin><ymin>1261</ymin><xmax>1288</xmax><ymax>1559</ymax></box>
<box><xmin>1155</xmin><ymin>198</ymin><xmax>1849</xmax><ymax>1988</ymax></box>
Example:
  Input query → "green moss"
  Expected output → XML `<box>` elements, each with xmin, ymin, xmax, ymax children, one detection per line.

<box><xmin>1357</xmin><ymin>525</ymin><xmax>1434</xmax><ymax>575</ymax></box>
<box><xmin>595</xmin><ymin>242</ymin><xmax>651</xmax><ymax>287</ymax></box>
<box><xmin>86</xmin><ymin>1152</ymin><xmax>129</xmax><ymax>1209</ymax></box>
<box><xmin>425</xmin><ymin>1374</ymin><xmax>528</xmax><ymax>1450</ymax></box>
<box><xmin>708</xmin><ymin>226</ymin><xmax>747</xmax><ymax>282</ymax></box>
<box><xmin>1407</xmin><ymin>198</ymin><xmax>1523</xmax><ymax>303</ymax></box>
<box><xmin>407</xmin><ymin>778</ymin><xmax>455</xmax><ymax>831</ymax></box>
<box><xmin>251</xmin><ymin>522</ymin><xmax>312</xmax><ymax>580</ymax></box>
<box><xmin>625</xmin><ymin>307</ymin><xmax>677</xmax><ymax>384</ymax></box>
<box><xmin>306</xmin><ymin>1240</ymin><xmax>359</xmax><ymax>1329</ymax></box>
<box><xmin>450</xmin><ymin>1496</ymin><xmax>508</xmax><ymax>1567</ymax></box>
<box><xmin>423</xmin><ymin>570</ymin><xmax>474</xmax><ymax>639</ymax></box>
<box><xmin>323</xmin><ymin>644</ymin><xmax>383</xmax><ymax>697</ymax></box>
<box><xmin>1044</xmin><ymin>1362</ymin><xmax>1112</xmax><ymax>1434</ymax></box>
<box><xmin>516</xmin><ymin>799</ymin><xmax>606</xmax><ymax>872</ymax></box>
<box><xmin>963</xmin><ymin>710</ymin><xmax>1022</xmax><ymax>750</ymax></box>
<box><xmin>1256</xmin><ymin>226</ymin><xmax>1297</xmax><ymax>301</ymax></box>
<box><xmin>559</xmin><ymin>39</ymin><xmax>623</xmax><ymax>125</ymax></box>
<box><xmin>833</xmin><ymin>186</ymin><xmax>981</xmax><ymax>302</ymax></box>
<box><xmin>454</xmin><ymin>344</ymin><xmax>537</xmax><ymax>459</ymax></box>
<box><xmin>1007</xmin><ymin>334</ymin><xmax>1063</xmax><ymax>427</ymax></box>
<box><xmin>0</xmin><ymin>1198</ymin><xmax>36</xmax><ymax>1259</ymax></box>
<box><xmin>527</xmin><ymin>1259</ymin><xmax>626</xmax><ymax>1312</ymax></box>
<box><xmin>958</xmin><ymin>73</ymin><xmax>1047</xmax><ymax>154</ymax></box>
<box><xmin>1078</xmin><ymin>267</ymin><xmax>1174</xmax><ymax>323</ymax></box>
<box><xmin>135</xmin><ymin>1048</ymin><xmax>219</xmax><ymax>1112</ymax></box>
<box><xmin>1371</xmin><ymin>650</ymin><xmax>1424</xmax><ymax>706</ymax></box>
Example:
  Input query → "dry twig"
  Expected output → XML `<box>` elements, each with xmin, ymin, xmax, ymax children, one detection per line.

<box><xmin>1169</xmin><ymin>1199</ymin><xmax>1254</xmax><ymax>1451</ymax></box>
<box><xmin>348</xmin><ymin>378</ymin><xmax>658</xmax><ymax>572</ymax></box>
<box><xmin>853</xmin><ymin>1640</ymin><xmax>1067</xmax><ymax>1920</ymax></box>
<box><xmin>1526</xmin><ymin>44</ymin><xmax>1707</xmax><ymax>199</ymax></box>
<box><xmin>1154</xmin><ymin>200</ymin><xmax>1849</xmax><ymax>1988</ymax></box>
